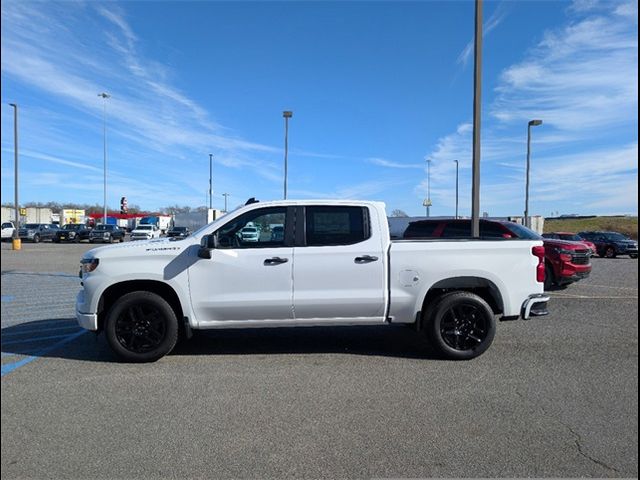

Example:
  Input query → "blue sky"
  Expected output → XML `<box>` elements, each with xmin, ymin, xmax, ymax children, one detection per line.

<box><xmin>1</xmin><ymin>0</ymin><xmax>637</xmax><ymax>217</ymax></box>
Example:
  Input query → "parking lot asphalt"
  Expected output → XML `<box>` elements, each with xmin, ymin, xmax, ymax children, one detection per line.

<box><xmin>1</xmin><ymin>241</ymin><xmax>638</xmax><ymax>479</ymax></box>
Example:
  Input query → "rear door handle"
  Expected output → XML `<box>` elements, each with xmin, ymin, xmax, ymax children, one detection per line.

<box><xmin>354</xmin><ymin>255</ymin><xmax>379</xmax><ymax>264</ymax></box>
<box><xmin>264</xmin><ymin>257</ymin><xmax>289</xmax><ymax>265</ymax></box>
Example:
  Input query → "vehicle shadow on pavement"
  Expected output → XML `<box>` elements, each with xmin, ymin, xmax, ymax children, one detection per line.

<box><xmin>172</xmin><ymin>325</ymin><xmax>440</xmax><ymax>360</ymax></box>
<box><xmin>1</xmin><ymin>320</ymin><xmax>440</xmax><ymax>362</ymax></box>
<box><xmin>1</xmin><ymin>319</ymin><xmax>113</xmax><ymax>362</ymax></box>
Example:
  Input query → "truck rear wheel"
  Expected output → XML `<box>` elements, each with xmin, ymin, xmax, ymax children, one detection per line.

<box><xmin>425</xmin><ymin>291</ymin><xmax>496</xmax><ymax>360</ymax></box>
<box><xmin>105</xmin><ymin>291</ymin><xmax>178</xmax><ymax>362</ymax></box>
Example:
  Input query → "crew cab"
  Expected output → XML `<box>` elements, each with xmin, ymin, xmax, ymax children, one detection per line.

<box><xmin>54</xmin><ymin>223</ymin><xmax>92</xmax><ymax>243</ymax></box>
<box><xmin>76</xmin><ymin>200</ymin><xmax>549</xmax><ymax>363</ymax></box>
<box><xmin>89</xmin><ymin>224</ymin><xmax>125</xmax><ymax>243</ymax></box>
<box><xmin>18</xmin><ymin>223</ymin><xmax>56</xmax><ymax>243</ymax></box>
<box><xmin>130</xmin><ymin>224</ymin><xmax>161</xmax><ymax>241</ymax></box>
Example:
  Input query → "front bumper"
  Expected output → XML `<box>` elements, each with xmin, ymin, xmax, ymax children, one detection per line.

<box><xmin>76</xmin><ymin>289</ymin><xmax>98</xmax><ymax>330</ymax></box>
<box><xmin>521</xmin><ymin>293</ymin><xmax>550</xmax><ymax>319</ymax></box>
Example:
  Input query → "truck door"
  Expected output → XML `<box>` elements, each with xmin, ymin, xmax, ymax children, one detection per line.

<box><xmin>293</xmin><ymin>206</ymin><xmax>386</xmax><ymax>321</ymax></box>
<box><xmin>188</xmin><ymin>207</ymin><xmax>294</xmax><ymax>322</ymax></box>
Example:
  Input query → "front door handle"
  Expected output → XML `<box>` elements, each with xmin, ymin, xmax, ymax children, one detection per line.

<box><xmin>264</xmin><ymin>257</ymin><xmax>289</xmax><ymax>265</ymax></box>
<box><xmin>354</xmin><ymin>255</ymin><xmax>379</xmax><ymax>264</ymax></box>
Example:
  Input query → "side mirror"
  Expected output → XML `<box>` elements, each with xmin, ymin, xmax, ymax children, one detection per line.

<box><xmin>197</xmin><ymin>234</ymin><xmax>216</xmax><ymax>259</ymax></box>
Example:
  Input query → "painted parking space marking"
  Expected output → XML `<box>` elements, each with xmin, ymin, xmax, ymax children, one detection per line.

<box><xmin>2</xmin><ymin>270</ymin><xmax>84</xmax><ymax>377</ymax></box>
<box><xmin>1</xmin><ymin>330</ymin><xmax>87</xmax><ymax>377</ymax></box>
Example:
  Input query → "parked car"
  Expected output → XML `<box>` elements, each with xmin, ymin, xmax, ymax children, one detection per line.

<box><xmin>239</xmin><ymin>226</ymin><xmax>260</xmax><ymax>242</ymax></box>
<box><xmin>54</xmin><ymin>223</ymin><xmax>92</xmax><ymax>243</ymax></box>
<box><xmin>578</xmin><ymin>231</ymin><xmax>638</xmax><ymax>258</ymax></box>
<box><xmin>89</xmin><ymin>224</ymin><xmax>125</xmax><ymax>243</ymax></box>
<box><xmin>76</xmin><ymin>200</ymin><xmax>549</xmax><ymax>362</ymax></box>
<box><xmin>543</xmin><ymin>232</ymin><xmax>597</xmax><ymax>255</ymax></box>
<box><xmin>166</xmin><ymin>226</ymin><xmax>191</xmax><ymax>239</ymax></box>
<box><xmin>270</xmin><ymin>225</ymin><xmax>285</xmax><ymax>241</ymax></box>
<box><xmin>130</xmin><ymin>224</ymin><xmax>161</xmax><ymax>241</ymax></box>
<box><xmin>402</xmin><ymin>218</ymin><xmax>591</xmax><ymax>290</ymax></box>
<box><xmin>1</xmin><ymin>221</ymin><xmax>15</xmax><ymax>240</ymax></box>
<box><xmin>18</xmin><ymin>223</ymin><xmax>57</xmax><ymax>243</ymax></box>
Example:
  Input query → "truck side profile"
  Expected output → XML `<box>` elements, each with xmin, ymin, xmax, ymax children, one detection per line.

<box><xmin>76</xmin><ymin>200</ymin><xmax>549</xmax><ymax>362</ymax></box>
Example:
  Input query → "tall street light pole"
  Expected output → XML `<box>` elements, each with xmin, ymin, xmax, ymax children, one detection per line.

<box><xmin>454</xmin><ymin>160</ymin><xmax>459</xmax><ymax>219</ymax></box>
<box><xmin>222</xmin><ymin>193</ymin><xmax>230</xmax><ymax>213</ymax></box>
<box><xmin>471</xmin><ymin>0</ymin><xmax>483</xmax><ymax>238</ymax></box>
<box><xmin>525</xmin><ymin>119</ymin><xmax>543</xmax><ymax>228</ymax></box>
<box><xmin>98</xmin><ymin>92</ymin><xmax>110</xmax><ymax>225</ymax></box>
<box><xmin>9</xmin><ymin>103</ymin><xmax>19</xmax><ymax>244</ymax></box>
<box><xmin>283</xmin><ymin>111</ymin><xmax>292</xmax><ymax>199</ymax></box>
<box><xmin>209</xmin><ymin>153</ymin><xmax>213</xmax><ymax>210</ymax></box>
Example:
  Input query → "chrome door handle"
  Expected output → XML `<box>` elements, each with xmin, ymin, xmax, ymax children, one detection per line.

<box><xmin>354</xmin><ymin>255</ymin><xmax>379</xmax><ymax>264</ymax></box>
<box><xmin>264</xmin><ymin>257</ymin><xmax>289</xmax><ymax>265</ymax></box>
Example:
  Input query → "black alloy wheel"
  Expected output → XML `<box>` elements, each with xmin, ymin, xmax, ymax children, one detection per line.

<box><xmin>605</xmin><ymin>246</ymin><xmax>616</xmax><ymax>258</ymax></box>
<box><xmin>105</xmin><ymin>291</ymin><xmax>178</xmax><ymax>362</ymax></box>
<box><xmin>426</xmin><ymin>291</ymin><xmax>496</xmax><ymax>360</ymax></box>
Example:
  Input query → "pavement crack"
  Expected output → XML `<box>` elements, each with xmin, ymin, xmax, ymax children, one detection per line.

<box><xmin>563</xmin><ymin>423</ymin><xmax>620</xmax><ymax>474</ymax></box>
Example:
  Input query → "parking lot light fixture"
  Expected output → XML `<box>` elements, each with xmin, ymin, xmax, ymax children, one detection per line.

<box><xmin>525</xmin><ymin>119</ymin><xmax>543</xmax><ymax>228</ymax></box>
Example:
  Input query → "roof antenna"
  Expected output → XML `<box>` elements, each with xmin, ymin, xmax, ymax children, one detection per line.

<box><xmin>245</xmin><ymin>197</ymin><xmax>259</xmax><ymax>205</ymax></box>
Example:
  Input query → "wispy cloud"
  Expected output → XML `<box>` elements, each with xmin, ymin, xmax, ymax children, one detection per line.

<box><xmin>368</xmin><ymin>157</ymin><xmax>424</xmax><ymax>169</ymax></box>
<box><xmin>427</xmin><ymin>1</ymin><xmax>638</xmax><ymax>216</ymax></box>
<box><xmin>457</xmin><ymin>3</ymin><xmax>509</xmax><ymax>67</ymax></box>
<box><xmin>0</xmin><ymin>1</ymin><xmax>283</xmax><ymax>185</ymax></box>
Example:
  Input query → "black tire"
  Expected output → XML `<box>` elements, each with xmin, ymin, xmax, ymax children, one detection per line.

<box><xmin>425</xmin><ymin>291</ymin><xmax>496</xmax><ymax>360</ymax></box>
<box><xmin>604</xmin><ymin>246</ymin><xmax>616</xmax><ymax>258</ymax></box>
<box><xmin>629</xmin><ymin>254</ymin><xmax>637</xmax><ymax>259</ymax></box>
<box><xmin>544</xmin><ymin>264</ymin><xmax>555</xmax><ymax>291</ymax></box>
<box><xmin>104</xmin><ymin>291</ymin><xmax>178</xmax><ymax>362</ymax></box>
<box><xmin>33</xmin><ymin>234</ymin><xmax>40</xmax><ymax>243</ymax></box>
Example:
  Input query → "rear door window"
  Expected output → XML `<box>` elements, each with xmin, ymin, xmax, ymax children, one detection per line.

<box><xmin>305</xmin><ymin>206</ymin><xmax>369</xmax><ymax>246</ymax></box>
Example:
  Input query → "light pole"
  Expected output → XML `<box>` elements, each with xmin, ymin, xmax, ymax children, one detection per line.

<box><xmin>426</xmin><ymin>158</ymin><xmax>432</xmax><ymax>217</ymax></box>
<box><xmin>454</xmin><ymin>160</ymin><xmax>459</xmax><ymax>219</ymax></box>
<box><xmin>525</xmin><ymin>119</ymin><xmax>543</xmax><ymax>228</ymax></box>
<box><xmin>98</xmin><ymin>92</ymin><xmax>110</xmax><ymax>225</ymax></box>
<box><xmin>9</xmin><ymin>103</ymin><xmax>19</xmax><ymax>245</ymax></box>
<box><xmin>471</xmin><ymin>0</ymin><xmax>483</xmax><ymax>238</ymax></box>
<box><xmin>283</xmin><ymin>110</ymin><xmax>292</xmax><ymax>199</ymax></box>
<box><xmin>209</xmin><ymin>153</ymin><xmax>213</xmax><ymax>210</ymax></box>
<box><xmin>222</xmin><ymin>193</ymin><xmax>230</xmax><ymax>212</ymax></box>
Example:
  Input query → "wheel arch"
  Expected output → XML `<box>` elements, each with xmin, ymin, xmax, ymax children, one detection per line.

<box><xmin>97</xmin><ymin>280</ymin><xmax>184</xmax><ymax>333</ymax></box>
<box><xmin>419</xmin><ymin>276</ymin><xmax>504</xmax><ymax>326</ymax></box>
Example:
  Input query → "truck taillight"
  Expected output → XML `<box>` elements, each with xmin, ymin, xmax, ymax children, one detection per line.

<box><xmin>532</xmin><ymin>246</ymin><xmax>545</xmax><ymax>283</ymax></box>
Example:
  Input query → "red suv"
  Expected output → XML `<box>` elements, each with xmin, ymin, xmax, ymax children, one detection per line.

<box><xmin>542</xmin><ymin>232</ymin><xmax>597</xmax><ymax>255</ymax></box>
<box><xmin>401</xmin><ymin>218</ymin><xmax>591</xmax><ymax>290</ymax></box>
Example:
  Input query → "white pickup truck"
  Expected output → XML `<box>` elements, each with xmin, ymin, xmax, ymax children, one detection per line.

<box><xmin>76</xmin><ymin>200</ymin><xmax>549</xmax><ymax>362</ymax></box>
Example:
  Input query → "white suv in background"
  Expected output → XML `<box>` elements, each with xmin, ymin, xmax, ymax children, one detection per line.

<box><xmin>130</xmin><ymin>224</ymin><xmax>161</xmax><ymax>241</ymax></box>
<box><xmin>1</xmin><ymin>221</ymin><xmax>15</xmax><ymax>240</ymax></box>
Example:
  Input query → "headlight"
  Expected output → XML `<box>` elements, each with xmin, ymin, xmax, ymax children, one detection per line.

<box><xmin>554</xmin><ymin>248</ymin><xmax>574</xmax><ymax>255</ymax></box>
<box><xmin>80</xmin><ymin>258</ymin><xmax>100</xmax><ymax>274</ymax></box>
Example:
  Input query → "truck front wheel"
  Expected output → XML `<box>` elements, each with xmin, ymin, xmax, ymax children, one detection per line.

<box><xmin>425</xmin><ymin>291</ymin><xmax>496</xmax><ymax>360</ymax></box>
<box><xmin>105</xmin><ymin>291</ymin><xmax>178</xmax><ymax>362</ymax></box>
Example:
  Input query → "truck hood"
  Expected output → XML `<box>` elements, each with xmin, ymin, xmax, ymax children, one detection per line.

<box><xmin>82</xmin><ymin>237</ymin><xmax>193</xmax><ymax>261</ymax></box>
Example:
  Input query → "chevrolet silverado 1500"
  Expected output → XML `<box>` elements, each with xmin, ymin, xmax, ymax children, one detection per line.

<box><xmin>76</xmin><ymin>200</ymin><xmax>549</xmax><ymax>362</ymax></box>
